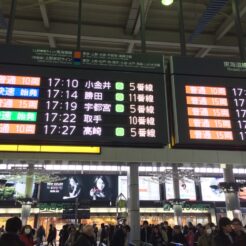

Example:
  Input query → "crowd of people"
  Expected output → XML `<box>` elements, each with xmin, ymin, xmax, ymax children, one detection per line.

<box><xmin>0</xmin><ymin>216</ymin><xmax>246</xmax><ymax>246</ymax></box>
<box><xmin>140</xmin><ymin>218</ymin><xmax>246</xmax><ymax>246</ymax></box>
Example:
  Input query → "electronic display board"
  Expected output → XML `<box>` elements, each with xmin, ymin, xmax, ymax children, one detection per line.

<box><xmin>170</xmin><ymin>56</ymin><xmax>246</xmax><ymax>149</ymax></box>
<box><xmin>165</xmin><ymin>178</ymin><xmax>196</xmax><ymax>201</ymax></box>
<box><xmin>200</xmin><ymin>177</ymin><xmax>225</xmax><ymax>202</ymax></box>
<box><xmin>0</xmin><ymin>45</ymin><xmax>168</xmax><ymax>148</ymax></box>
<box><xmin>118</xmin><ymin>176</ymin><xmax>160</xmax><ymax>201</ymax></box>
<box><xmin>236</xmin><ymin>179</ymin><xmax>246</xmax><ymax>200</ymax></box>
<box><xmin>39</xmin><ymin>174</ymin><xmax>118</xmax><ymax>202</ymax></box>
<box><xmin>0</xmin><ymin>175</ymin><xmax>36</xmax><ymax>200</ymax></box>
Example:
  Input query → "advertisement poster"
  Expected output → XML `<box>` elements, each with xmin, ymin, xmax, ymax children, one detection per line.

<box><xmin>39</xmin><ymin>175</ymin><xmax>118</xmax><ymax>202</ymax></box>
<box><xmin>200</xmin><ymin>177</ymin><xmax>225</xmax><ymax>201</ymax></box>
<box><xmin>165</xmin><ymin>178</ymin><xmax>196</xmax><ymax>201</ymax></box>
<box><xmin>118</xmin><ymin>176</ymin><xmax>160</xmax><ymax>201</ymax></box>
<box><xmin>0</xmin><ymin>175</ymin><xmax>35</xmax><ymax>200</ymax></box>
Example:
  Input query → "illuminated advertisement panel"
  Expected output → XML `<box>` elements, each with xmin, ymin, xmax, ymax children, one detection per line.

<box><xmin>200</xmin><ymin>177</ymin><xmax>225</xmax><ymax>202</ymax></box>
<box><xmin>165</xmin><ymin>178</ymin><xmax>196</xmax><ymax>201</ymax></box>
<box><xmin>118</xmin><ymin>176</ymin><xmax>160</xmax><ymax>201</ymax></box>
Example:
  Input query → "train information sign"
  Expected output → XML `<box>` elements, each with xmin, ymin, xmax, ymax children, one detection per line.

<box><xmin>170</xmin><ymin>56</ymin><xmax>246</xmax><ymax>149</ymax></box>
<box><xmin>0</xmin><ymin>45</ymin><xmax>168</xmax><ymax>148</ymax></box>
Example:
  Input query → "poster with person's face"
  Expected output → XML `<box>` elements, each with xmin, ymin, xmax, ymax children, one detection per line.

<box><xmin>39</xmin><ymin>174</ymin><xmax>118</xmax><ymax>202</ymax></box>
<box><xmin>86</xmin><ymin>175</ymin><xmax>118</xmax><ymax>201</ymax></box>
<box><xmin>165</xmin><ymin>178</ymin><xmax>196</xmax><ymax>201</ymax></box>
<box><xmin>200</xmin><ymin>177</ymin><xmax>225</xmax><ymax>201</ymax></box>
<box><xmin>0</xmin><ymin>175</ymin><xmax>35</xmax><ymax>200</ymax></box>
<box><xmin>236</xmin><ymin>179</ymin><xmax>246</xmax><ymax>200</ymax></box>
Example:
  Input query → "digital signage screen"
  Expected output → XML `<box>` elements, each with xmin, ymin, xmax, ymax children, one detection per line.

<box><xmin>170</xmin><ymin>56</ymin><xmax>246</xmax><ymax>149</ymax></box>
<box><xmin>0</xmin><ymin>46</ymin><xmax>168</xmax><ymax>148</ymax></box>
<box><xmin>39</xmin><ymin>174</ymin><xmax>118</xmax><ymax>202</ymax></box>
<box><xmin>165</xmin><ymin>178</ymin><xmax>196</xmax><ymax>201</ymax></box>
<box><xmin>236</xmin><ymin>179</ymin><xmax>246</xmax><ymax>200</ymax></box>
<box><xmin>0</xmin><ymin>175</ymin><xmax>36</xmax><ymax>200</ymax></box>
<box><xmin>200</xmin><ymin>177</ymin><xmax>225</xmax><ymax>202</ymax></box>
<box><xmin>118</xmin><ymin>176</ymin><xmax>160</xmax><ymax>201</ymax></box>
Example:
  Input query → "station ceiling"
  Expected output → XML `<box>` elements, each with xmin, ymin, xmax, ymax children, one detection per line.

<box><xmin>0</xmin><ymin>0</ymin><xmax>245</xmax><ymax>58</ymax></box>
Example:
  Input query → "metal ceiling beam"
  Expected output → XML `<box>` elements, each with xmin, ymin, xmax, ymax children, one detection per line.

<box><xmin>0</xmin><ymin>28</ymin><xmax>239</xmax><ymax>53</ymax></box>
<box><xmin>127</xmin><ymin>41</ymin><xmax>135</xmax><ymax>53</ymax></box>
<box><xmin>133</xmin><ymin>0</ymin><xmax>152</xmax><ymax>35</ymax></box>
<box><xmin>125</xmin><ymin>0</ymin><xmax>152</xmax><ymax>35</ymax></box>
<box><xmin>196</xmin><ymin>0</ymin><xmax>246</xmax><ymax>58</ymax></box>
<box><xmin>126</xmin><ymin>0</ymin><xmax>139</xmax><ymax>34</ymax></box>
<box><xmin>38</xmin><ymin>0</ymin><xmax>56</xmax><ymax>48</ymax></box>
<box><xmin>195</xmin><ymin>47</ymin><xmax>212</xmax><ymax>57</ymax></box>
<box><xmin>216</xmin><ymin>0</ymin><xmax>246</xmax><ymax>41</ymax></box>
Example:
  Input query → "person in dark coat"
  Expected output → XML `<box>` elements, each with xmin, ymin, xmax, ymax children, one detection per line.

<box><xmin>212</xmin><ymin>217</ymin><xmax>235</xmax><ymax>246</ymax></box>
<box><xmin>171</xmin><ymin>225</ymin><xmax>187</xmax><ymax>246</ymax></box>
<box><xmin>47</xmin><ymin>224</ymin><xmax>57</xmax><ymax>246</ymax></box>
<box><xmin>163</xmin><ymin>221</ymin><xmax>173</xmax><ymax>243</ymax></box>
<box><xmin>150</xmin><ymin>225</ymin><xmax>165</xmax><ymax>246</ymax></box>
<box><xmin>112</xmin><ymin>225</ymin><xmax>130</xmax><ymax>246</ymax></box>
<box><xmin>140</xmin><ymin>220</ymin><xmax>152</xmax><ymax>244</ymax></box>
<box><xmin>231</xmin><ymin>218</ymin><xmax>246</xmax><ymax>246</ymax></box>
<box><xmin>36</xmin><ymin>225</ymin><xmax>46</xmax><ymax>246</ymax></box>
<box><xmin>59</xmin><ymin>225</ymin><xmax>69</xmax><ymax>246</ymax></box>
<box><xmin>73</xmin><ymin>224</ymin><xmax>96</xmax><ymax>246</ymax></box>
<box><xmin>100</xmin><ymin>223</ymin><xmax>108</xmax><ymax>245</ymax></box>
<box><xmin>0</xmin><ymin>216</ymin><xmax>25</xmax><ymax>246</ymax></box>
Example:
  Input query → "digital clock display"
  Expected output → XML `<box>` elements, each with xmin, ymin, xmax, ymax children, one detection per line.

<box><xmin>170</xmin><ymin>56</ymin><xmax>246</xmax><ymax>149</ymax></box>
<box><xmin>0</xmin><ymin>62</ymin><xmax>167</xmax><ymax>147</ymax></box>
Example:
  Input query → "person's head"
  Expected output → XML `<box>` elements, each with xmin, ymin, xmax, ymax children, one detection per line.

<box><xmin>153</xmin><ymin>225</ymin><xmax>160</xmax><ymax>234</ymax></box>
<box><xmin>83</xmin><ymin>225</ymin><xmax>95</xmax><ymax>237</ymax></box>
<box><xmin>188</xmin><ymin>221</ymin><xmax>193</xmax><ymax>229</ymax></box>
<box><xmin>69</xmin><ymin>177</ymin><xmax>78</xmax><ymax>187</ymax></box>
<box><xmin>94</xmin><ymin>176</ymin><xmax>106</xmax><ymax>191</ymax></box>
<box><xmin>163</xmin><ymin>221</ymin><xmax>169</xmax><ymax>228</ymax></box>
<box><xmin>101</xmin><ymin>223</ymin><xmax>105</xmax><ymax>229</ymax></box>
<box><xmin>143</xmin><ymin>220</ymin><xmax>148</xmax><ymax>229</ymax></box>
<box><xmin>219</xmin><ymin>217</ymin><xmax>232</xmax><ymax>233</ymax></box>
<box><xmin>5</xmin><ymin>217</ymin><xmax>22</xmax><ymax>234</ymax></box>
<box><xmin>174</xmin><ymin>225</ymin><xmax>182</xmax><ymax>234</ymax></box>
<box><xmin>204</xmin><ymin>224</ymin><xmax>212</xmax><ymax>235</ymax></box>
<box><xmin>21</xmin><ymin>225</ymin><xmax>32</xmax><ymax>236</ymax></box>
<box><xmin>232</xmin><ymin>218</ymin><xmax>243</xmax><ymax>233</ymax></box>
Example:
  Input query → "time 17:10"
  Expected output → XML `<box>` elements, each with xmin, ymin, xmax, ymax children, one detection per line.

<box><xmin>48</xmin><ymin>78</ymin><xmax>79</xmax><ymax>88</ymax></box>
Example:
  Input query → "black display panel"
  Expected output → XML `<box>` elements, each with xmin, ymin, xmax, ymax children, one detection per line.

<box><xmin>39</xmin><ymin>174</ymin><xmax>118</xmax><ymax>202</ymax></box>
<box><xmin>0</xmin><ymin>45</ymin><xmax>168</xmax><ymax>147</ymax></box>
<box><xmin>170</xmin><ymin>56</ymin><xmax>246</xmax><ymax>149</ymax></box>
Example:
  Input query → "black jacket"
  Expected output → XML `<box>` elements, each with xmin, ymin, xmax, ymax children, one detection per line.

<box><xmin>0</xmin><ymin>232</ymin><xmax>25</xmax><ymax>246</ymax></box>
<box><xmin>140</xmin><ymin>227</ymin><xmax>152</xmax><ymax>243</ymax></box>
<box><xmin>112</xmin><ymin>228</ymin><xmax>126</xmax><ymax>246</ymax></box>
<box><xmin>73</xmin><ymin>233</ymin><xmax>94</xmax><ymax>246</ymax></box>
<box><xmin>212</xmin><ymin>231</ymin><xmax>235</xmax><ymax>246</ymax></box>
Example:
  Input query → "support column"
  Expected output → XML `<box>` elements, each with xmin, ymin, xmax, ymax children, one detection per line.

<box><xmin>128</xmin><ymin>163</ymin><xmax>140</xmax><ymax>246</ymax></box>
<box><xmin>21</xmin><ymin>203</ymin><xmax>31</xmax><ymax>226</ymax></box>
<box><xmin>173</xmin><ymin>165</ymin><xmax>182</xmax><ymax>226</ymax></box>
<box><xmin>222</xmin><ymin>164</ymin><xmax>242</xmax><ymax>220</ymax></box>
<box><xmin>21</xmin><ymin>169</ymin><xmax>34</xmax><ymax>225</ymax></box>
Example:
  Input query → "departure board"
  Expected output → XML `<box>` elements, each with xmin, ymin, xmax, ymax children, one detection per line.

<box><xmin>0</xmin><ymin>45</ymin><xmax>167</xmax><ymax>147</ymax></box>
<box><xmin>170</xmin><ymin>56</ymin><xmax>246</xmax><ymax>149</ymax></box>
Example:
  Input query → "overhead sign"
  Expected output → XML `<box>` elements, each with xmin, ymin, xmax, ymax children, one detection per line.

<box><xmin>0</xmin><ymin>45</ymin><xmax>168</xmax><ymax>148</ymax></box>
<box><xmin>170</xmin><ymin>56</ymin><xmax>246</xmax><ymax>149</ymax></box>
